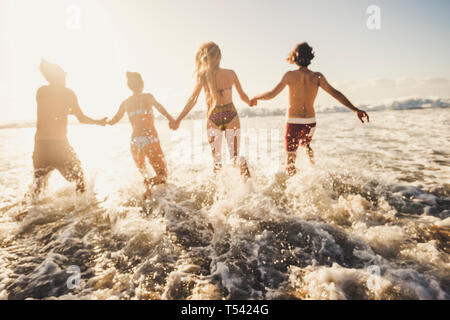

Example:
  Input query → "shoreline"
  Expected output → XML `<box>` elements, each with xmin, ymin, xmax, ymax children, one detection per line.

<box><xmin>1</xmin><ymin>100</ymin><xmax>449</xmax><ymax>131</ymax></box>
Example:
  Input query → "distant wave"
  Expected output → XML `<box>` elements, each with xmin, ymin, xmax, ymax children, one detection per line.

<box><xmin>1</xmin><ymin>97</ymin><xmax>449</xmax><ymax>129</ymax></box>
<box><xmin>322</xmin><ymin>97</ymin><xmax>450</xmax><ymax>113</ymax></box>
<box><xmin>0</xmin><ymin>122</ymin><xmax>36</xmax><ymax>130</ymax></box>
<box><xmin>239</xmin><ymin>97</ymin><xmax>450</xmax><ymax>118</ymax></box>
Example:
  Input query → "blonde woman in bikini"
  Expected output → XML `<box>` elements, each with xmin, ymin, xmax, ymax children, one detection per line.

<box><xmin>252</xmin><ymin>42</ymin><xmax>370</xmax><ymax>176</ymax></box>
<box><xmin>108</xmin><ymin>72</ymin><xmax>175</xmax><ymax>199</ymax></box>
<box><xmin>171</xmin><ymin>42</ymin><xmax>255</xmax><ymax>178</ymax></box>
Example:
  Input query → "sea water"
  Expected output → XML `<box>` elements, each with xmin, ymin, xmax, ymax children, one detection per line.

<box><xmin>0</xmin><ymin>107</ymin><xmax>448</xmax><ymax>300</ymax></box>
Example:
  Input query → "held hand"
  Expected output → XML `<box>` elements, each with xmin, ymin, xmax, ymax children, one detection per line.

<box><xmin>169</xmin><ymin>119</ymin><xmax>181</xmax><ymax>131</ymax></box>
<box><xmin>249</xmin><ymin>98</ymin><xmax>258</xmax><ymax>107</ymax></box>
<box><xmin>98</xmin><ymin>117</ymin><xmax>108</xmax><ymax>126</ymax></box>
<box><xmin>168</xmin><ymin>115</ymin><xmax>176</xmax><ymax>124</ymax></box>
<box><xmin>174</xmin><ymin>119</ymin><xmax>181</xmax><ymax>130</ymax></box>
<box><xmin>356</xmin><ymin>110</ymin><xmax>370</xmax><ymax>123</ymax></box>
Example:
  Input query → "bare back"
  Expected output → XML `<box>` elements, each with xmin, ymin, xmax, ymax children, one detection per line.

<box><xmin>205</xmin><ymin>69</ymin><xmax>235</xmax><ymax>114</ymax></box>
<box><xmin>35</xmin><ymin>85</ymin><xmax>79</xmax><ymax>141</ymax></box>
<box><xmin>124</xmin><ymin>94</ymin><xmax>158</xmax><ymax>138</ymax></box>
<box><xmin>285</xmin><ymin>69</ymin><xmax>321</xmax><ymax>118</ymax></box>
<box><xmin>254</xmin><ymin>65</ymin><xmax>370</xmax><ymax>127</ymax></box>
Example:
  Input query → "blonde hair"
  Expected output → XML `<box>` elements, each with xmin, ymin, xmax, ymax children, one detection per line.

<box><xmin>126</xmin><ymin>71</ymin><xmax>144</xmax><ymax>93</ymax></box>
<box><xmin>195</xmin><ymin>42</ymin><xmax>222</xmax><ymax>107</ymax></box>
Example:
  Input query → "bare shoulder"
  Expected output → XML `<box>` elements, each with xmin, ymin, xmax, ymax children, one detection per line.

<box><xmin>122</xmin><ymin>96</ymin><xmax>133</xmax><ymax>107</ymax></box>
<box><xmin>313</xmin><ymin>71</ymin><xmax>324</xmax><ymax>80</ymax></box>
<box><xmin>66</xmin><ymin>87</ymin><xmax>77</xmax><ymax>96</ymax></box>
<box><xmin>62</xmin><ymin>87</ymin><xmax>78</xmax><ymax>102</ymax></box>
<box><xmin>144</xmin><ymin>93</ymin><xmax>156</xmax><ymax>104</ymax></box>
<box><xmin>309</xmin><ymin>71</ymin><xmax>324</xmax><ymax>85</ymax></box>
<box><xmin>37</xmin><ymin>85</ymin><xmax>49</xmax><ymax>92</ymax></box>
<box><xmin>36</xmin><ymin>85</ymin><xmax>48</xmax><ymax>97</ymax></box>
<box><xmin>144</xmin><ymin>92</ymin><xmax>155</xmax><ymax>100</ymax></box>
<box><xmin>285</xmin><ymin>70</ymin><xmax>295</xmax><ymax>78</ymax></box>
<box><xmin>223</xmin><ymin>68</ymin><xmax>234</xmax><ymax>74</ymax></box>
<box><xmin>283</xmin><ymin>70</ymin><xmax>295</xmax><ymax>83</ymax></box>
<box><xmin>221</xmin><ymin>68</ymin><xmax>236</xmax><ymax>78</ymax></box>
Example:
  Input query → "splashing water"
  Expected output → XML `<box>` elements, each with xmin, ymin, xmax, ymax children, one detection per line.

<box><xmin>0</xmin><ymin>108</ymin><xmax>449</xmax><ymax>300</ymax></box>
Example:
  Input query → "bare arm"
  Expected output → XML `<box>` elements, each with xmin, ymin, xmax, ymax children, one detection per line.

<box><xmin>318</xmin><ymin>73</ymin><xmax>370</xmax><ymax>123</ymax></box>
<box><xmin>175</xmin><ymin>79</ymin><xmax>203</xmax><ymax>124</ymax></box>
<box><xmin>107</xmin><ymin>102</ymin><xmax>126</xmax><ymax>126</ymax></box>
<box><xmin>253</xmin><ymin>73</ymin><xmax>289</xmax><ymax>101</ymax></box>
<box><xmin>149</xmin><ymin>94</ymin><xmax>175</xmax><ymax>122</ymax></box>
<box><xmin>232</xmin><ymin>71</ymin><xmax>254</xmax><ymax>106</ymax></box>
<box><xmin>69</xmin><ymin>93</ymin><xmax>107</xmax><ymax>126</ymax></box>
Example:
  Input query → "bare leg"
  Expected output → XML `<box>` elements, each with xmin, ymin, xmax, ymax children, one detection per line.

<box><xmin>286</xmin><ymin>152</ymin><xmax>297</xmax><ymax>176</ymax></box>
<box><xmin>305</xmin><ymin>144</ymin><xmax>315</xmax><ymax>165</ymax></box>
<box><xmin>239</xmin><ymin>157</ymin><xmax>251</xmax><ymax>180</ymax></box>
<box><xmin>59</xmin><ymin>165</ymin><xmax>85</xmax><ymax>194</ymax></box>
<box><xmin>225</xmin><ymin>116</ymin><xmax>250</xmax><ymax>179</ymax></box>
<box><xmin>207</xmin><ymin>122</ymin><xmax>223</xmax><ymax>173</ymax></box>
<box><xmin>59</xmin><ymin>170</ymin><xmax>85</xmax><ymax>193</ymax></box>
<box><xmin>131</xmin><ymin>146</ymin><xmax>150</xmax><ymax>199</ymax></box>
<box><xmin>57</xmin><ymin>145</ymin><xmax>86</xmax><ymax>194</ymax></box>
<box><xmin>33</xmin><ymin>168</ymin><xmax>52</xmax><ymax>197</ymax></box>
<box><xmin>145</xmin><ymin>142</ymin><xmax>168</xmax><ymax>190</ymax></box>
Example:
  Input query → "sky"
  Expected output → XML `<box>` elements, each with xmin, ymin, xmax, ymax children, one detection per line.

<box><xmin>1</xmin><ymin>0</ymin><xmax>449</xmax><ymax>123</ymax></box>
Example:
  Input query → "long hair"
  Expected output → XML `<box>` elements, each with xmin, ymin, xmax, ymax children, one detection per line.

<box><xmin>195</xmin><ymin>42</ymin><xmax>222</xmax><ymax>107</ymax></box>
<box><xmin>287</xmin><ymin>42</ymin><xmax>315</xmax><ymax>67</ymax></box>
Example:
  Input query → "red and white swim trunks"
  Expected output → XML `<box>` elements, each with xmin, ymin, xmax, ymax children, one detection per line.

<box><xmin>285</xmin><ymin>118</ymin><xmax>317</xmax><ymax>152</ymax></box>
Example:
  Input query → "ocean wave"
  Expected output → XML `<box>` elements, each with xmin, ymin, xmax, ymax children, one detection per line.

<box><xmin>0</xmin><ymin>164</ymin><xmax>448</xmax><ymax>300</ymax></box>
<box><xmin>1</xmin><ymin>97</ymin><xmax>448</xmax><ymax>130</ymax></box>
<box><xmin>0</xmin><ymin>107</ymin><xmax>449</xmax><ymax>300</ymax></box>
<box><xmin>239</xmin><ymin>97</ymin><xmax>450</xmax><ymax>118</ymax></box>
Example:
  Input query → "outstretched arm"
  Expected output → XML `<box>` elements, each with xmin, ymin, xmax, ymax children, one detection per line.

<box><xmin>318</xmin><ymin>73</ymin><xmax>369</xmax><ymax>123</ymax></box>
<box><xmin>149</xmin><ymin>94</ymin><xmax>175</xmax><ymax>122</ymax></box>
<box><xmin>69</xmin><ymin>93</ymin><xmax>107</xmax><ymax>126</ymax></box>
<box><xmin>253</xmin><ymin>73</ymin><xmax>289</xmax><ymax>102</ymax></box>
<box><xmin>107</xmin><ymin>102</ymin><xmax>126</xmax><ymax>126</ymax></box>
<box><xmin>233</xmin><ymin>71</ymin><xmax>255</xmax><ymax>107</ymax></box>
<box><xmin>171</xmin><ymin>80</ymin><xmax>203</xmax><ymax>130</ymax></box>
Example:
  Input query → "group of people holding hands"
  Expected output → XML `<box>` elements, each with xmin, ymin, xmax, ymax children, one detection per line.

<box><xmin>33</xmin><ymin>42</ymin><xmax>369</xmax><ymax>199</ymax></box>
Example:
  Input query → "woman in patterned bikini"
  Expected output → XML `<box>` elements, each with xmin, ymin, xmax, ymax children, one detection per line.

<box><xmin>108</xmin><ymin>72</ymin><xmax>175</xmax><ymax>199</ymax></box>
<box><xmin>171</xmin><ymin>42</ymin><xmax>256</xmax><ymax>178</ymax></box>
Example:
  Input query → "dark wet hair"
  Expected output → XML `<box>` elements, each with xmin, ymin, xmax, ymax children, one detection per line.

<box><xmin>287</xmin><ymin>42</ymin><xmax>315</xmax><ymax>67</ymax></box>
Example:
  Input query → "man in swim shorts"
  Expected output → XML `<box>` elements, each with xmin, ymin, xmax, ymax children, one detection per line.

<box><xmin>252</xmin><ymin>42</ymin><xmax>369</xmax><ymax>176</ymax></box>
<box><xmin>33</xmin><ymin>60</ymin><xmax>107</xmax><ymax>196</ymax></box>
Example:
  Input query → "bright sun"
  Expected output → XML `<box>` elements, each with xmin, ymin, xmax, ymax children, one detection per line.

<box><xmin>5</xmin><ymin>0</ymin><xmax>129</xmax><ymax>121</ymax></box>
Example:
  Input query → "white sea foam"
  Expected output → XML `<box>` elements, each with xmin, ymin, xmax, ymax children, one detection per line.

<box><xmin>0</xmin><ymin>108</ymin><xmax>448</xmax><ymax>299</ymax></box>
